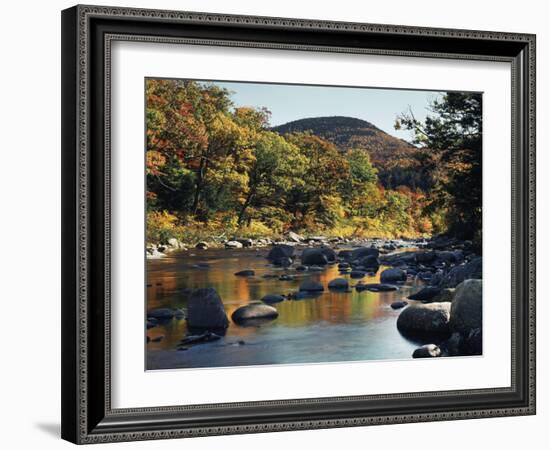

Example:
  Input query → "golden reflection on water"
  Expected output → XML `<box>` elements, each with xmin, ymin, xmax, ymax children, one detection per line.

<box><xmin>146</xmin><ymin>248</ymin><xmax>419</xmax><ymax>358</ymax></box>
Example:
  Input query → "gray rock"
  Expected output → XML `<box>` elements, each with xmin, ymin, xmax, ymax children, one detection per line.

<box><xmin>429</xmin><ymin>271</ymin><xmax>444</xmax><ymax>286</ymax></box>
<box><xmin>337</xmin><ymin>250</ymin><xmax>353</xmax><ymax>260</ymax></box>
<box><xmin>408</xmin><ymin>286</ymin><xmax>441</xmax><ymax>301</ymax></box>
<box><xmin>299</xmin><ymin>279</ymin><xmax>324</xmax><ymax>292</ymax></box>
<box><xmin>319</xmin><ymin>246</ymin><xmax>337</xmax><ymax>263</ymax></box>
<box><xmin>380</xmin><ymin>251</ymin><xmax>416</xmax><ymax>266</ymax></box>
<box><xmin>225</xmin><ymin>240</ymin><xmax>243</xmax><ymax>249</ymax></box>
<box><xmin>236</xmin><ymin>238</ymin><xmax>253</xmax><ymax>248</ymax></box>
<box><xmin>291</xmin><ymin>291</ymin><xmax>321</xmax><ymax>300</ymax></box>
<box><xmin>186</xmin><ymin>288</ymin><xmax>229</xmax><ymax>330</ymax></box>
<box><xmin>445</xmin><ymin>332</ymin><xmax>463</xmax><ymax>356</ymax></box>
<box><xmin>278</xmin><ymin>274</ymin><xmax>294</xmax><ymax>281</ymax></box>
<box><xmin>416</xmin><ymin>271</ymin><xmax>434</xmax><ymax>282</ymax></box>
<box><xmin>301</xmin><ymin>248</ymin><xmax>329</xmax><ymax>265</ymax></box>
<box><xmin>432</xmin><ymin>288</ymin><xmax>455</xmax><ymax>302</ymax></box>
<box><xmin>450</xmin><ymin>279</ymin><xmax>482</xmax><ymax>335</ymax></box>
<box><xmin>328</xmin><ymin>278</ymin><xmax>349</xmax><ymax>290</ymax></box>
<box><xmin>267</xmin><ymin>245</ymin><xmax>295</xmax><ymax>263</ymax></box>
<box><xmin>275</xmin><ymin>257</ymin><xmax>293</xmax><ymax>267</ymax></box>
<box><xmin>391</xmin><ymin>300</ymin><xmax>408</xmax><ymax>309</ymax></box>
<box><xmin>261</xmin><ymin>294</ymin><xmax>285</xmax><ymax>304</ymax></box>
<box><xmin>174</xmin><ymin>308</ymin><xmax>186</xmax><ymax>319</ymax></box>
<box><xmin>439</xmin><ymin>257</ymin><xmax>482</xmax><ymax>288</ymax></box>
<box><xmin>356</xmin><ymin>283</ymin><xmax>398</xmax><ymax>292</ymax></box>
<box><xmin>147</xmin><ymin>308</ymin><xmax>175</xmax><ymax>320</ymax></box>
<box><xmin>350</xmin><ymin>270</ymin><xmax>366</xmax><ymax>279</ymax></box>
<box><xmin>445</xmin><ymin>328</ymin><xmax>482</xmax><ymax>356</ymax></box>
<box><xmin>288</xmin><ymin>231</ymin><xmax>304</xmax><ymax>243</ymax></box>
<box><xmin>462</xmin><ymin>327</ymin><xmax>483</xmax><ymax>355</ymax></box>
<box><xmin>412</xmin><ymin>344</ymin><xmax>442</xmax><ymax>358</ymax></box>
<box><xmin>380</xmin><ymin>268</ymin><xmax>407</xmax><ymax>283</ymax></box>
<box><xmin>351</xmin><ymin>247</ymin><xmax>379</xmax><ymax>261</ymax></box>
<box><xmin>396</xmin><ymin>302</ymin><xmax>451</xmax><ymax>336</ymax></box>
<box><xmin>358</xmin><ymin>255</ymin><xmax>380</xmax><ymax>270</ymax></box>
<box><xmin>232</xmin><ymin>304</ymin><xmax>279</xmax><ymax>323</ymax></box>
<box><xmin>167</xmin><ymin>238</ymin><xmax>181</xmax><ymax>248</ymax></box>
<box><xmin>436</xmin><ymin>250</ymin><xmax>464</xmax><ymax>264</ymax></box>
<box><xmin>234</xmin><ymin>269</ymin><xmax>255</xmax><ymax>277</ymax></box>
<box><xmin>416</xmin><ymin>251</ymin><xmax>437</xmax><ymax>264</ymax></box>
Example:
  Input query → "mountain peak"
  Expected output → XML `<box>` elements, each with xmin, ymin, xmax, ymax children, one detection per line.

<box><xmin>273</xmin><ymin>116</ymin><xmax>380</xmax><ymax>133</ymax></box>
<box><xmin>272</xmin><ymin>115</ymin><xmax>414</xmax><ymax>165</ymax></box>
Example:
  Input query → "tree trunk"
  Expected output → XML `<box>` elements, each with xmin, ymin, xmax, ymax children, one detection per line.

<box><xmin>237</xmin><ymin>189</ymin><xmax>255</xmax><ymax>226</ymax></box>
<box><xmin>192</xmin><ymin>157</ymin><xmax>207</xmax><ymax>215</ymax></box>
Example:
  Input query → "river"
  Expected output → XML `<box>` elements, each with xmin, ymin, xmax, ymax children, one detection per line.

<box><xmin>146</xmin><ymin>246</ymin><xmax>427</xmax><ymax>370</ymax></box>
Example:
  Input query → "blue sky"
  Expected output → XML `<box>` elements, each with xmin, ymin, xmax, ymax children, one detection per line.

<box><xmin>209</xmin><ymin>80</ymin><xmax>444</xmax><ymax>142</ymax></box>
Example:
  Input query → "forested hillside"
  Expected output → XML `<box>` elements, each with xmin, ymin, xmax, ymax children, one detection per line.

<box><xmin>272</xmin><ymin>116</ymin><xmax>430</xmax><ymax>190</ymax></box>
<box><xmin>146</xmin><ymin>79</ymin><xmax>482</xmax><ymax>246</ymax></box>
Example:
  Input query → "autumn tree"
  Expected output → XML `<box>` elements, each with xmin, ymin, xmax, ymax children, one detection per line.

<box><xmin>395</xmin><ymin>92</ymin><xmax>482</xmax><ymax>239</ymax></box>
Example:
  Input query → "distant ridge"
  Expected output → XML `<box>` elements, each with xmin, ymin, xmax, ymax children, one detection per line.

<box><xmin>272</xmin><ymin>116</ymin><xmax>414</xmax><ymax>164</ymax></box>
<box><xmin>272</xmin><ymin>116</ymin><xmax>426</xmax><ymax>190</ymax></box>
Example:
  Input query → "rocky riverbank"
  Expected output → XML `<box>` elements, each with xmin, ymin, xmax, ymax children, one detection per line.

<box><xmin>146</xmin><ymin>231</ymin><xmax>428</xmax><ymax>258</ymax></box>
<box><xmin>147</xmin><ymin>234</ymin><xmax>482</xmax><ymax>359</ymax></box>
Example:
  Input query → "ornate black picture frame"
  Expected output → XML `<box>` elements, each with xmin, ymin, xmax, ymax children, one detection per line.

<box><xmin>61</xmin><ymin>4</ymin><xmax>536</xmax><ymax>444</ymax></box>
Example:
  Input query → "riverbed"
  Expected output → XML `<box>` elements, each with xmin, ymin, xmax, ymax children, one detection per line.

<box><xmin>146</xmin><ymin>247</ymin><xmax>427</xmax><ymax>370</ymax></box>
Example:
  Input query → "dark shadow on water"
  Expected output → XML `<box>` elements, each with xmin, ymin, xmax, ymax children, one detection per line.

<box><xmin>232</xmin><ymin>318</ymin><xmax>277</xmax><ymax>328</ymax></box>
<box><xmin>397</xmin><ymin>329</ymin><xmax>450</xmax><ymax>346</ymax></box>
<box><xmin>35</xmin><ymin>422</ymin><xmax>60</xmax><ymax>438</ymax></box>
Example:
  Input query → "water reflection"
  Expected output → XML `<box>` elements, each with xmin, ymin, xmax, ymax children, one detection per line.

<box><xmin>146</xmin><ymin>248</ymin><xmax>422</xmax><ymax>369</ymax></box>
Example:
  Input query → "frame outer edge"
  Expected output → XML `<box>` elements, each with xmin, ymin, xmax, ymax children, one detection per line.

<box><xmin>61</xmin><ymin>5</ymin><xmax>80</xmax><ymax>445</ymax></box>
<box><xmin>65</xmin><ymin>4</ymin><xmax>537</xmax><ymax>444</ymax></box>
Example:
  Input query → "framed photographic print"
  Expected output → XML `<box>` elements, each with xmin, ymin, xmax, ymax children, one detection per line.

<box><xmin>61</xmin><ymin>4</ymin><xmax>536</xmax><ymax>444</ymax></box>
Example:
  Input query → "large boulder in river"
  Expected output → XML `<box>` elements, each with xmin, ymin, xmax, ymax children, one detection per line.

<box><xmin>439</xmin><ymin>257</ymin><xmax>482</xmax><ymax>288</ymax></box>
<box><xmin>436</xmin><ymin>250</ymin><xmax>464</xmax><ymax>264</ymax></box>
<box><xmin>186</xmin><ymin>288</ymin><xmax>229</xmax><ymax>330</ymax></box>
<box><xmin>445</xmin><ymin>328</ymin><xmax>482</xmax><ymax>356</ymax></box>
<box><xmin>328</xmin><ymin>278</ymin><xmax>349</xmax><ymax>290</ymax></box>
<box><xmin>380</xmin><ymin>268</ymin><xmax>407</xmax><ymax>283</ymax></box>
<box><xmin>408</xmin><ymin>286</ymin><xmax>441</xmax><ymax>301</ymax></box>
<box><xmin>449</xmin><ymin>279</ymin><xmax>482</xmax><ymax>335</ymax></box>
<box><xmin>338</xmin><ymin>250</ymin><xmax>353</xmax><ymax>260</ymax></box>
<box><xmin>299</xmin><ymin>279</ymin><xmax>324</xmax><ymax>292</ymax></box>
<box><xmin>301</xmin><ymin>248</ymin><xmax>329</xmax><ymax>265</ymax></box>
<box><xmin>319</xmin><ymin>246</ymin><xmax>337</xmax><ymax>263</ymax></box>
<box><xmin>416</xmin><ymin>251</ymin><xmax>437</xmax><ymax>264</ymax></box>
<box><xmin>267</xmin><ymin>245</ymin><xmax>295</xmax><ymax>264</ymax></box>
<box><xmin>351</xmin><ymin>247</ymin><xmax>379</xmax><ymax>261</ymax></box>
<box><xmin>432</xmin><ymin>288</ymin><xmax>455</xmax><ymax>302</ymax></box>
<box><xmin>397</xmin><ymin>302</ymin><xmax>451</xmax><ymax>337</ymax></box>
<box><xmin>358</xmin><ymin>255</ymin><xmax>380</xmax><ymax>270</ymax></box>
<box><xmin>232</xmin><ymin>303</ymin><xmax>279</xmax><ymax>323</ymax></box>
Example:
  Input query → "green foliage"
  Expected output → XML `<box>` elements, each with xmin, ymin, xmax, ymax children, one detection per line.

<box><xmin>145</xmin><ymin>80</ymin><xmax>480</xmax><ymax>244</ymax></box>
<box><xmin>395</xmin><ymin>92</ymin><xmax>482</xmax><ymax>240</ymax></box>
<box><xmin>272</xmin><ymin>115</ymin><xmax>423</xmax><ymax>191</ymax></box>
